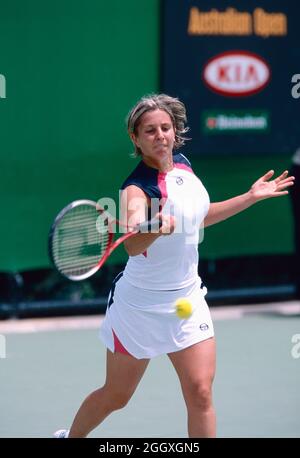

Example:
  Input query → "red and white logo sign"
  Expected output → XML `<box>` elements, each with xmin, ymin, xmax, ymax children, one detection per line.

<box><xmin>203</xmin><ymin>51</ymin><xmax>271</xmax><ymax>97</ymax></box>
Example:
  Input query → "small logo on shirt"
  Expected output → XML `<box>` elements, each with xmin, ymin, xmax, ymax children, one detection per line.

<box><xmin>199</xmin><ymin>323</ymin><xmax>209</xmax><ymax>331</ymax></box>
<box><xmin>176</xmin><ymin>176</ymin><xmax>184</xmax><ymax>185</ymax></box>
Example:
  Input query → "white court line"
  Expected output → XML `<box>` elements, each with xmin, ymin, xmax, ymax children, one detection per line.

<box><xmin>0</xmin><ymin>301</ymin><xmax>299</xmax><ymax>335</ymax></box>
<box><xmin>211</xmin><ymin>301</ymin><xmax>300</xmax><ymax>320</ymax></box>
<box><xmin>0</xmin><ymin>315</ymin><xmax>103</xmax><ymax>334</ymax></box>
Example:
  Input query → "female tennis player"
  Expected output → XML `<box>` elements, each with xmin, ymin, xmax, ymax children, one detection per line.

<box><xmin>54</xmin><ymin>94</ymin><xmax>294</xmax><ymax>438</ymax></box>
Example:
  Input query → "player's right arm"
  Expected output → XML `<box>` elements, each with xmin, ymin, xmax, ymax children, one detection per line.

<box><xmin>121</xmin><ymin>185</ymin><xmax>175</xmax><ymax>256</ymax></box>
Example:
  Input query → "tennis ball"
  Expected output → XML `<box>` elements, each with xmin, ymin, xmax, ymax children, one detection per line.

<box><xmin>175</xmin><ymin>298</ymin><xmax>193</xmax><ymax>319</ymax></box>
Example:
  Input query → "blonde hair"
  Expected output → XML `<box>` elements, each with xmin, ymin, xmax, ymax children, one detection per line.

<box><xmin>127</xmin><ymin>93</ymin><xmax>190</xmax><ymax>157</ymax></box>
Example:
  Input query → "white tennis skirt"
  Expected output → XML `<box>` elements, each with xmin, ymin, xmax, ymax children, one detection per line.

<box><xmin>99</xmin><ymin>273</ymin><xmax>214</xmax><ymax>359</ymax></box>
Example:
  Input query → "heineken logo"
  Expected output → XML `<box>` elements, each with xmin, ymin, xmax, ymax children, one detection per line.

<box><xmin>202</xmin><ymin>110</ymin><xmax>269</xmax><ymax>134</ymax></box>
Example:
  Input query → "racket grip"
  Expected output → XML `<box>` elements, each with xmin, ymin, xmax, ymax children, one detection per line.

<box><xmin>137</xmin><ymin>217</ymin><xmax>162</xmax><ymax>233</ymax></box>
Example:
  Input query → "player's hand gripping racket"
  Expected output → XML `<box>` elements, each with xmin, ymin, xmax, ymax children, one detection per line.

<box><xmin>48</xmin><ymin>199</ymin><xmax>161</xmax><ymax>281</ymax></box>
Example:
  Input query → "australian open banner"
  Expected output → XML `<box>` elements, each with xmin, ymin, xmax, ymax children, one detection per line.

<box><xmin>161</xmin><ymin>0</ymin><xmax>300</xmax><ymax>155</ymax></box>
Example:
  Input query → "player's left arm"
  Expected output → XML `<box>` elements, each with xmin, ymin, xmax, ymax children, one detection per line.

<box><xmin>204</xmin><ymin>170</ymin><xmax>295</xmax><ymax>228</ymax></box>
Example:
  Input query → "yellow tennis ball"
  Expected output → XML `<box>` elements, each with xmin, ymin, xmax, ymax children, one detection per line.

<box><xmin>175</xmin><ymin>298</ymin><xmax>193</xmax><ymax>319</ymax></box>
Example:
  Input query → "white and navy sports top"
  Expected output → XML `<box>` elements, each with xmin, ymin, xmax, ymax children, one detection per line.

<box><xmin>121</xmin><ymin>153</ymin><xmax>210</xmax><ymax>290</ymax></box>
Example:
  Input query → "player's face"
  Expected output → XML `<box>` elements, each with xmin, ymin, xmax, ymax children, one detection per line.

<box><xmin>132</xmin><ymin>109</ymin><xmax>175</xmax><ymax>164</ymax></box>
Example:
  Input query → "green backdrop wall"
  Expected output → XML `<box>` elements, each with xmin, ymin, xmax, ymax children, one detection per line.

<box><xmin>0</xmin><ymin>0</ymin><xmax>294</xmax><ymax>273</ymax></box>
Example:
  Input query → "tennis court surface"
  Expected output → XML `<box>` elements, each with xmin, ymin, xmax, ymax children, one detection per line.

<box><xmin>0</xmin><ymin>301</ymin><xmax>299</xmax><ymax>438</ymax></box>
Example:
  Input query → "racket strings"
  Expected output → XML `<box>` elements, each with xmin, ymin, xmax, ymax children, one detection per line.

<box><xmin>51</xmin><ymin>205</ymin><xmax>110</xmax><ymax>277</ymax></box>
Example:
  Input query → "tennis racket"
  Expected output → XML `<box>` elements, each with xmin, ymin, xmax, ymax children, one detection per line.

<box><xmin>48</xmin><ymin>199</ymin><xmax>161</xmax><ymax>281</ymax></box>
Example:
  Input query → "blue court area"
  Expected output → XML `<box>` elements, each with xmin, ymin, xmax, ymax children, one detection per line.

<box><xmin>0</xmin><ymin>304</ymin><xmax>300</xmax><ymax>438</ymax></box>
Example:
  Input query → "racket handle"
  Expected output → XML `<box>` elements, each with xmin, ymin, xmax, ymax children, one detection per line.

<box><xmin>137</xmin><ymin>217</ymin><xmax>162</xmax><ymax>233</ymax></box>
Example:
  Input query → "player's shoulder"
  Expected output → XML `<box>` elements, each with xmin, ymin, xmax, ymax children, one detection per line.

<box><xmin>121</xmin><ymin>161</ymin><xmax>153</xmax><ymax>188</ymax></box>
<box><xmin>173</xmin><ymin>152</ymin><xmax>194</xmax><ymax>174</ymax></box>
<box><xmin>120</xmin><ymin>160</ymin><xmax>161</xmax><ymax>198</ymax></box>
<box><xmin>173</xmin><ymin>152</ymin><xmax>192</xmax><ymax>167</ymax></box>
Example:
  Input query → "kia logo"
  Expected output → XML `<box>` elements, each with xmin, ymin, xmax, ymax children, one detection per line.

<box><xmin>203</xmin><ymin>51</ymin><xmax>271</xmax><ymax>97</ymax></box>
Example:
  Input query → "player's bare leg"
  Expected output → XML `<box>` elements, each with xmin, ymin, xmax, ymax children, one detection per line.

<box><xmin>68</xmin><ymin>350</ymin><xmax>149</xmax><ymax>437</ymax></box>
<box><xmin>168</xmin><ymin>337</ymin><xmax>216</xmax><ymax>438</ymax></box>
